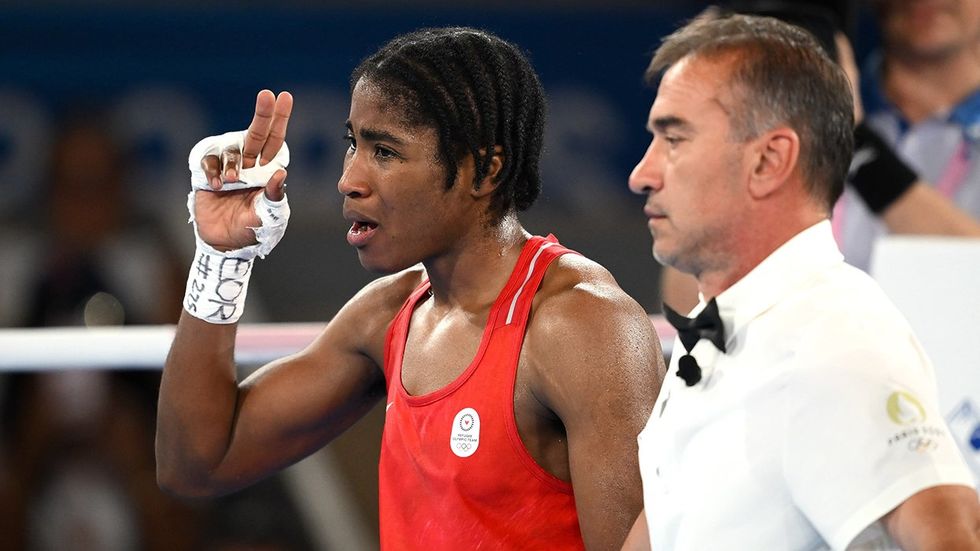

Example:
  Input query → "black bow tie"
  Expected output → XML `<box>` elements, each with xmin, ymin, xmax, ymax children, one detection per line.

<box><xmin>663</xmin><ymin>298</ymin><xmax>727</xmax><ymax>387</ymax></box>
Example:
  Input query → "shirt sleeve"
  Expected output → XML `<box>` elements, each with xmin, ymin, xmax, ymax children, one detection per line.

<box><xmin>781</xmin><ymin>334</ymin><xmax>976</xmax><ymax>550</ymax></box>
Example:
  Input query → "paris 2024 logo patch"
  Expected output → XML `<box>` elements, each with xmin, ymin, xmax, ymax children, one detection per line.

<box><xmin>885</xmin><ymin>391</ymin><xmax>943</xmax><ymax>454</ymax></box>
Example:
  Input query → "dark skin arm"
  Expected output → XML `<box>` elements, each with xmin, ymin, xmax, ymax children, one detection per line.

<box><xmin>524</xmin><ymin>255</ymin><xmax>665</xmax><ymax>550</ymax></box>
<box><xmin>156</xmin><ymin>90</ymin><xmax>401</xmax><ymax>497</ymax></box>
<box><xmin>157</xmin><ymin>288</ymin><xmax>392</xmax><ymax>497</ymax></box>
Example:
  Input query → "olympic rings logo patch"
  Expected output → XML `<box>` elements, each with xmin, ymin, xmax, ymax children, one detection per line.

<box><xmin>907</xmin><ymin>437</ymin><xmax>938</xmax><ymax>453</ymax></box>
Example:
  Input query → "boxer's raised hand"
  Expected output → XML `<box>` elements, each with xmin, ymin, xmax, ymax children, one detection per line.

<box><xmin>191</xmin><ymin>90</ymin><xmax>293</xmax><ymax>252</ymax></box>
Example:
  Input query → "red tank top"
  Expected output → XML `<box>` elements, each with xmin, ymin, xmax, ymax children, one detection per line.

<box><xmin>378</xmin><ymin>235</ymin><xmax>585</xmax><ymax>550</ymax></box>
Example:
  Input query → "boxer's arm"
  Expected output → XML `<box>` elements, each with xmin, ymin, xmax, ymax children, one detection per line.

<box><xmin>527</xmin><ymin>255</ymin><xmax>665</xmax><ymax>549</ymax></box>
<box><xmin>157</xmin><ymin>90</ymin><xmax>389</xmax><ymax>497</ymax></box>
<box><xmin>157</xmin><ymin>285</ymin><xmax>390</xmax><ymax>498</ymax></box>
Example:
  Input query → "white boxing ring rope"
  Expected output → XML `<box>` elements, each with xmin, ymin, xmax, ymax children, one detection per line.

<box><xmin>0</xmin><ymin>323</ymin><xmax>325</xmax><ymax>370</ymax></box>
<box><xmin>0</xmin><ymin>316</ymin><xmax>676</xmax><ymax>371</ymax></box>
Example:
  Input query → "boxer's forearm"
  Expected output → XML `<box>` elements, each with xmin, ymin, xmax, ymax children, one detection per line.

<box><xmin>156</xmin><ymin>310</ymin><xmax>241</xmax><ymax>497</ymax></box>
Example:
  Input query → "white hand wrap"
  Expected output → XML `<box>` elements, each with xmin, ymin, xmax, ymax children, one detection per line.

<box><xmin>183</xmin><ymin>130</ymin><xmax>291</xmax><ymax>324</ymax></box>
<box><xmin>188</xmin><ymin>130</ymin><xmax>290</xmax><ymax>191</ymax></box>
<box><xmin>183</xmin><ymin>246</ymin><xmax>255</xmax><ymax>324</ymax></box>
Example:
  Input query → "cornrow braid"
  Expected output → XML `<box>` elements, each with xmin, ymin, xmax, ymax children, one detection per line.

<box><xmin>458</xmin><ymin>36</ymin><xmax>499</xmax><ymax>178</ymax></box>
<box><xmin>489</xmin><ymin>42</ymin><xmax>518</xmax><ymax>194</ymax></box>
<box><xmin>350</xmin><ymin>27</ymin><xmax>546</xmax><ymax>222</ymax></box>
<box><xmin>509</xmin><ymin>52</ymin><xmax>543</xmax><ymax>211</ymax></box>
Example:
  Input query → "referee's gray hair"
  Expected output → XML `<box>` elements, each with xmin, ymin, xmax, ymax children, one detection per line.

<box><xmin>646</xmin><ymin>8</ymin><xmax>854</xmax><ymax>211</ymax></box>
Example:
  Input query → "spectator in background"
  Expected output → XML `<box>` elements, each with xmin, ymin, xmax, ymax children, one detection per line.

<box><xmin>661</xmin><ymin>0</ymin><xmax>980</xmax><ymax>312</ymax></box>
<box><xmin>16</xmin><ymin>114</ymin><xmax>186</xmax><ymax>327</ymax></box>
<box><xmin>836</xmin><ymin>0</ymin><xmax>980</xmax><ymax>270</ymax></box>
<box><xmin>0</xmin><ymin>115</ymin><xmax>195</xmax><ymax>550</ymax></box>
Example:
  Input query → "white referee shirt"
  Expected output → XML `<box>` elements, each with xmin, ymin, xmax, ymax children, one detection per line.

<box><xmin>638</xmin><ymin>221</ymin><xmax>976</xmax><ymax>550</ymax></box>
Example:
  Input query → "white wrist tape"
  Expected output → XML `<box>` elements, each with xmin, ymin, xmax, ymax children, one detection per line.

<box><xmin>186</xmin><ymin>129</ymin><xmax>292</xmax><ymax>261</ymax></box>
<box><xmin>183</xmin><ymin>245</ymin><xmax>253</xmax><ymax>324</ymax></box>
<box><xmin>183</xmin><ymin>130</ymin><xmax>291</xmax><ymax>323</ymax></box>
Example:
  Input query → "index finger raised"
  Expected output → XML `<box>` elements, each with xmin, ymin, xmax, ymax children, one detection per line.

<box><xmin>242</xmin><ymin>89</ymin><xmax>277</xmax><ymax>169</ymax></box>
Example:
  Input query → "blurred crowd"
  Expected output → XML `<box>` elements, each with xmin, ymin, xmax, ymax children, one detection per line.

<box><xmin>0</xmin><ymin>117</ymin><xmax>316</xmax><ymax>550</ymax></box>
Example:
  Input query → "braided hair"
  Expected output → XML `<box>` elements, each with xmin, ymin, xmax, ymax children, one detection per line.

<box><xmin>351</xmin><ymin>27</ymin><xmax>546</xmax><ymax>222</ymax></box>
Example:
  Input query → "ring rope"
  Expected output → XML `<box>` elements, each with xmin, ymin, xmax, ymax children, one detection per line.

<box><xmin>0</xmin><ymin>318</ymin><xmax>675</xmax><ymax>371</ymax></box>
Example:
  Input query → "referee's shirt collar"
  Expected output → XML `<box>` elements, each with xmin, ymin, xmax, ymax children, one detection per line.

<box><xmin>693</xmin><ymin>220</ymin><xmax>843</xmax><ymax>352</ymax></box>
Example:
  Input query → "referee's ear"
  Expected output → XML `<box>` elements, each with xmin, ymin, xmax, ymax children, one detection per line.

<box><xmin>747</xmin><ymin>125</ymin><xmax>800</xmax><ymax>200</ymax></box>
